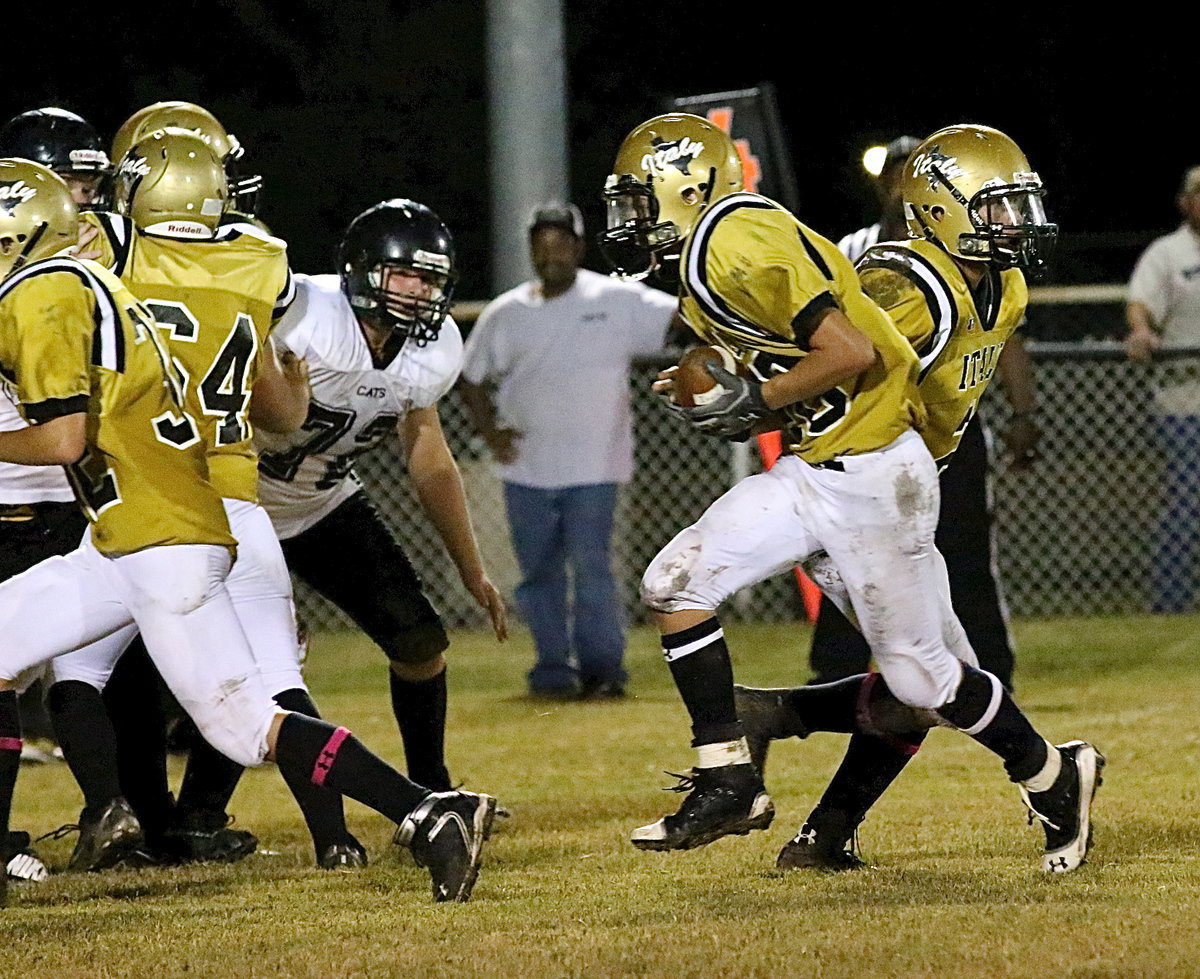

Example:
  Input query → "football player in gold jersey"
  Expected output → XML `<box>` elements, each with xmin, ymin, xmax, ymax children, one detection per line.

<box><xmin>0</xmin><ymin>160</ymin><xmax>497</xmax><ymax>907</ymax></box>
<box><xmin>602</xmin><ymin>115</ymin><xmax>1100</xmax><ymax>875</ymax></box>
<box><xmin>44</xmin><ymin>126</ymin><xmax>314</xmax><ymax>868</ymax></box>
<box><xmin>48</xmin><ymin>128</ymin><xmax>482</xmax><ymax>877</ymax></box>
<box><xmin>736</xmin><ymin>125</ymin><xmax>1102</xmax><ymax>874</ymax></box>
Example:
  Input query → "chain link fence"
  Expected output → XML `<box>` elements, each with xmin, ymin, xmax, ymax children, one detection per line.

<box><xmin>295</xmin><ymin>289</ymin><xmax>1200</xmax><ymax>629</ymax></box>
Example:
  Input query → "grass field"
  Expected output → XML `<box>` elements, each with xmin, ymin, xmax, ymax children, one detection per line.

<box><xmin>3</xmin><ymin>615</ymin><xmax>1200</xmax><ymax>978</ymax></box>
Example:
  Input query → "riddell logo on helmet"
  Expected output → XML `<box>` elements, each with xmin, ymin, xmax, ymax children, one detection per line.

<box><xmin>642</xmin><ymin>137</ymin><xmax>705</xmax><ymax>177</ymax></box>
<box><xmin>0</xmin><ymin>180</ymin><xmax>37</xmax><ymax>211</ymax></box>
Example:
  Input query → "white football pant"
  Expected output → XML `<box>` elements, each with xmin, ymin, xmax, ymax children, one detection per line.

<box><xmin>51</xmin><ymin>497</ymin><xmax>306</xmax><ymax>706</ymax></box>
<box><xmin>0</xmin><ymin>535</ymin><xmax>279</xmax><ymax>768</ymax></box>
<box><xmin>641</xmin><ymin>430</ymin><xmax>974</xmax><ymax>709</ymax></box>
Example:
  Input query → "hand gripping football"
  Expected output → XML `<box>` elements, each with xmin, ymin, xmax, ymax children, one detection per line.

<box><xmin>671</xmin><ymin>345</ymin><xmax>741</xmax><ymax>408</ymax></box>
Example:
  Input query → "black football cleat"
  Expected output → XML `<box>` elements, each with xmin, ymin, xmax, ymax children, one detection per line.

<box><xmin>1020</xmin><ymin>740</ymin><xmax>1105</xmax><ymax>873</ymax></box>
<box><xmin>734</xmin><ymin>685</ymin><xmax>810</xmax><ymax>778</ymax></box>
<box><xmin>631</xmin><ymin>763</ymin><xmax>774</xmax><ymax>851</ymax></box>
<box><xmin>776</xmin><ymin>808</ymin><xmax>866</xmax><ymax>871</ymax></box>
<box><xmin>394</xmin><ymin>790</ymin><xmax>497</xmax><ymax>903</ymax></box>
<box><xmin>68</xmin><ymin>797</ymin><xmax>145</xmax><ymax>872</ymax></box>
<box><xmin>318</xmin><ymin>839</ymin><xmax>369</xmax><ymax>871</ymax></box>
<box><xmin>165</xmin><ymin>809</ymin><xmax>258</xmax><ymax>864</ymax></box>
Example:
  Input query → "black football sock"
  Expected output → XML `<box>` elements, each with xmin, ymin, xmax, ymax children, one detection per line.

<box><xmin>176</xmin><ymin>728</ymin><xmax>245</xmax><ymax>825</ymax></box>
<box><xmin>272</xmin><ymin>713</ymin><xmax>429</xmax><ymax>825</ymax></box>
<box><xmin>46</xmin><ymin>680</ymin><xmax>123</xmax><ymax>818</ymax></box>
<box><xmin>273</xmin><ymin>688</ymin><xmax>357</xmax><ymax>855</ymax></box>
<box><xmin>806</xmin><ymin>728</ymin><xmax>928</xmax><ymax>842</ymax></box>
<box><xmin>389</xmin><ymin>667</ymin><xmax>450</xmax><ymax>791</ymax></box>
<box><xmin>936</xmin><ymin>664</ymin><xmax>1048</xmax><ymax>782</ymax></box>
<box><xmin>663</xmin><ymin>618</ymin><xmax>743</xmax><ymax>748</ymax></box>
<box><xmin>104</xmin><ymin>642</ymin><xmax>175</xmax><ymax>841</ymax></box>
<box><xmin>0</xmin><ymin>691</ymin><xmax>20</xmax><ymax>844</ymax></box>
<box><xmin>783</xmin><ymin>675</ymin><xmax>872</xmax><ymax>734</ymax></box>
<box><xmin>17</xmin><ymin>681</ymin><xmax>54</xmax><ymax>742</ymax></box>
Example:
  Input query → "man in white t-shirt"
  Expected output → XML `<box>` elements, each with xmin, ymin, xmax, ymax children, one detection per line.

<box><xmin>1126</xmin><ymin>165</ymin><xmax>1200</xmax><ymax>611</ymax></box>
<box><xmin>460</xmin><ymin>203</ymin><xmax>678</xmax><ymax>698</ymax></box>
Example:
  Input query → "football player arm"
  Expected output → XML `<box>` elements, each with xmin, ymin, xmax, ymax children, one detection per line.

<box><xmin>398</xmin><ymin>405</ymin><xmax>507</xmax><ymax>641</ymax></box>
<box><xmin>457</xmin><ymin>377</ymin><xmax>521</xmax><ymax>464</ymax></box>
<box><xmin>249</xmin><ymin>338</ymin><xmax>310</xmax><ymax>434</ymax></box>
<box><xmin>760</xmin><ymin>307</ymin><xmax>876</xmax><ymax>410</ymax></box>
<box><xmin>0</xmin><ymin>412</ymin><xmax>86</xmax><ymax>466</ymax></box>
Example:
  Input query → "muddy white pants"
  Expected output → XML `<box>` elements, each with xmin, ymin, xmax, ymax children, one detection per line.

<box><xmin>641</xmin><ymin>430</ymin><xmax>973</xmax><ymax>709</ymax></box>
<box><xmin>0</xmin><ymin>534</ymin><xmax>278</xmax><ymax>766</ymax></box>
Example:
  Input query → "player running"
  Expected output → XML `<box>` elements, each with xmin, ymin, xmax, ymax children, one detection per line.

<box><xmin>600</xmin><ymin>113</ymin><xmax>1101</xmax><ymax>874</ymax></box>
<box><xmin>734</xmin><ymin>124</ymin><xmax>1101</xmax><ymax>874</ymax></box>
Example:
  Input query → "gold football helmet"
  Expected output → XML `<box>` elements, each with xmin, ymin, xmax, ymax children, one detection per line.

<box><xmin>903</xmin><ymin>124</ymin><xmax>1056</xmax><ymax>271</ymax></box>
<box><xmin>115</xmin><ymin>127</ymin><xmax>228</xmax><ymax>236</ymax></box>
<box><xmin>112</xmin><ymin>101</ymin><xmax>260</xmax><ymax>216</ymax></box>
<box><xmin>600</xmin><ymin>113</ymin><xmax>744</xmax><ymax>279</ymax></box>
<box><xmin>0</xmin><ymin>159</ymin><xmax>78</xmax><ymax>280</ymax></box>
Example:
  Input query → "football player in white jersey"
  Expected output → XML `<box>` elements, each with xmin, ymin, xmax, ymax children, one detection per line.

<box><xmin>256</xmin><ymin>199</ymin><xmax>506</xmax><ymax>795</ymax></box>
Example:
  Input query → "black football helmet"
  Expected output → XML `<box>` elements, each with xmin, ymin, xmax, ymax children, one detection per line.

<box><xmin>338</xmin><ymin>199</ymin><xmax>457</xmax><ymax>346</ymax></box>
<box><xmin>0</xmin><ymin>107</ymin><xmax>112</xmax><ymax>209</ymax></box>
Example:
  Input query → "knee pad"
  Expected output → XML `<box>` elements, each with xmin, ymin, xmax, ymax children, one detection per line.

<box><xmin>193</xmin><ymin>722</ymin><xmax>267</xmax><ymax>769</ymax></box>
<box><xmin>641</xmin><ymin>528</ymin><xmax>704</xmax><ymax>612</ymax></box>
<box><xmin>873</xmin><ymin>649</ymin><xmax>961</xmax><ymax>711</ymax></box>
<box><xmin>382</xmin><ymin>621</ymin><xmax>449</xmax><ymax>666</ymax></box>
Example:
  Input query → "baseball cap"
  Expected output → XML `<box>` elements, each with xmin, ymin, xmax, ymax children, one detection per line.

<box><xmin>1180</xmin><ymin>166</ymin><xmax>1200</xmax><ymax>196</ymax></box>
<box><xmin>529</xmin><ymin>201</ymin><xmax>584</xmax><ymax>238</ymax></box>
<box><xmin>881</xmin><ymin>135</ymin><xmax>920</xmax><ymax>174</ymax></box>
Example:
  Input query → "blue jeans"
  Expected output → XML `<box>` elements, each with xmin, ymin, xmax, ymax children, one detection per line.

<box><xmin>503</xmin><ymin>482</ymin><xmax>626</xmax><ymax>692</ymax></box>
<box><xmin>1152</xmin><ymin>416</ymin><xmax>1200</xmax><ymax>612</ymax></box>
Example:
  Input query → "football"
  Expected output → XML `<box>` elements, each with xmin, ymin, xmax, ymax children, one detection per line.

<box><xmin>671</xmin><ymin>345</ymin><xmax>740</xmax><ymax>408</ymax></box>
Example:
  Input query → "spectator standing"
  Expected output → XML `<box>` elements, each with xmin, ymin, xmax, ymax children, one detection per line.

<box><xmin>1126</xmin><ymin>166</ymin><xmax>1200</xmax><ymax>612</ymax></box>
<box><xmin>460</xmin><ymin>203</ymin><xmax>678</xmax><ymax>698</ymax></box>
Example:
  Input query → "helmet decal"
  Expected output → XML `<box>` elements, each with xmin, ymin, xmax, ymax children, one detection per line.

<box><xmin>0</xmin><ymin>180</ymin><xmax>38</xmax><ymax>211</ymax></box>
<box><xmin>643</xmin><ymin>136</ymin><xmax>706</xmax><ymax>177</ymax></box>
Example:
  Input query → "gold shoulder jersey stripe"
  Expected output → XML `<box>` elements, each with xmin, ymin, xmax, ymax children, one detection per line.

<box><xmin>856</xmin><ymin>238</ymin><xmax>1028</xmax><ymax>466</ymax></box>
<box><xmin>94</xmin><ymin>219</ymin><xmax>292</xmax><ymax>503</ymax></box>
<box><xmin>678</xmin><ymin>193</ymin><xmax>924</xmax><ymax>464</ymax></box>
<box><xmin>857</xmin><ymin>244</ymin><xmax>958</xmax><ymax>380</ymax></box>
<box><xmin>0</xmin><ymin>255</ymin><xmax>234</xmax><ymax>556</ymax></box>
<box><xmin>0</xmin><ymin>257</ymin><xmax>126</xmax><ymax>374</ymax></box>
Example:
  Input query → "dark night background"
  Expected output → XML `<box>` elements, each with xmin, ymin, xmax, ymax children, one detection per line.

<box><xmin>5</xmin><ymin>3</ymin><xmax>1193</xmax><ymax>301</ymax></box>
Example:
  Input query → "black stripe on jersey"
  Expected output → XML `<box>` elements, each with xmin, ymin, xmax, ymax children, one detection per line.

<box><xmin>273</xmin><ymin>269</ymin><xmax>296</xmax><ymax>323</ymax></box>
<box><xmin>0</xmin><ymin>257</ymin><xmax>125</xmax><ymax>373</ymax></box>
<box><xmin>686</xmin><ymin>193</ymin><xmax>784</xmax><ymax>344</ymax></box>
<box><xmin>97</xmin><ymin>213</ymin><xmax>132</xmax><ymax>275</ymax></box>
<box><xmin>22</xmin><ymin>394</ymin><xmax>89</xmax><ymax>424</ymax></box>
<box><xmin>791</xmin><ymin>292</ymin><xmax>837</xmax><ymax>348</ymax></box>
<box><xmin>795</xmin><ymin>228</ymin><xmax>834</xmax><ymax>282</ymax></box>
<box><xmin>858</xmin><ymin>249</ymin><xmax>956</xmax><ymax>382</ymax></box>
<box><xmin>976</xmin><ymin>267</ymin><xmax>1002</xmax><ymax>331</ymax></box>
